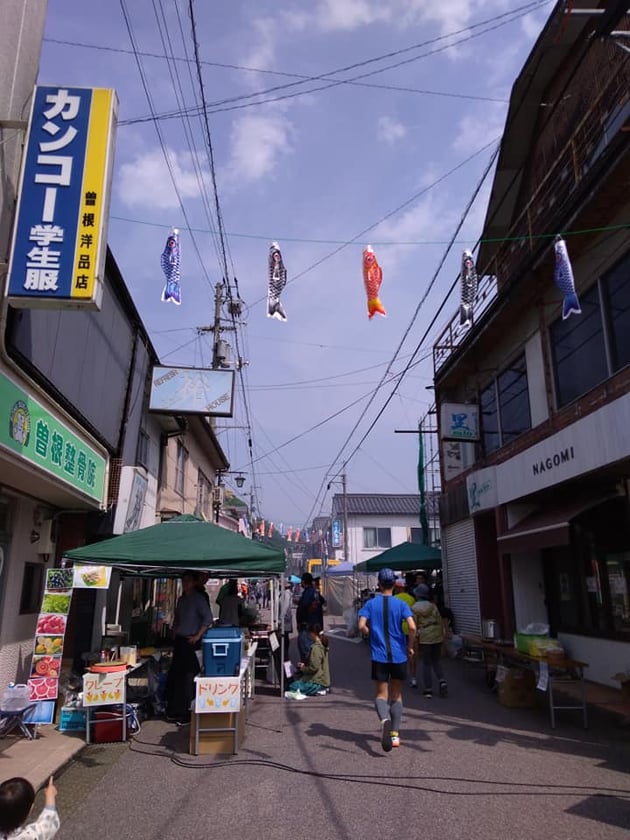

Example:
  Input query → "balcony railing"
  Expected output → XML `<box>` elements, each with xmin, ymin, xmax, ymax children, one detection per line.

<box><xmin>433</xmin><ymin>34</ymin><xmax>629</xmax><ymax>376</ymax></box>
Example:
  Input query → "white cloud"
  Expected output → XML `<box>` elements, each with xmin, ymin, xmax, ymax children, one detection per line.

<box><xmin>451</xmin><ymin>100</ymin><xmax>507</xmax><ymax>157</ymax></box>
<box><xmin>226</xmin><ymin>112</ymin><xmax>294</xmax><ymax>182</ymax></box>
<box><xmin>377</xmin><ymin>115</ymin><xmax>407</xmax><ymax>144</ymax></box>
<box><xmin>117</xmin><ymin>148</ymin><xmax>202</xmax><ymax>210</ymax></box>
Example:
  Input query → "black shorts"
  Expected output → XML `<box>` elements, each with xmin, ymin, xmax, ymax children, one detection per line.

<box><xmin>371</xmin><ymin>660</ymin><xmax>407</xmax><ymax>682</ymax></box>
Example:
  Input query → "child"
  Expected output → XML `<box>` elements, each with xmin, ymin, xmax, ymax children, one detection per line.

<box><xmin>0</xmin><ymin>776</ymin><xmax>59</xmax><ymax>839</ymax></box>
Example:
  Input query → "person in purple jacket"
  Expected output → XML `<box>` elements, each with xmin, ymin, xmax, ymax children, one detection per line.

<box><xmin>358</xmin><ymin>568</ymin><xmax>416</xmax><ymax>752</ymax></box>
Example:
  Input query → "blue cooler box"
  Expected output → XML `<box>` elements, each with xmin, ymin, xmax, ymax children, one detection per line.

<box><xmin>203</xmin><ymin>627</ymin><xmax>244</xmax><ymax>676</ymax></box>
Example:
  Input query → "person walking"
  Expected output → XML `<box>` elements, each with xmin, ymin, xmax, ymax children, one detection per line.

<box><xmin>357</xmin><ymin>568</ymin><xmax>416</xmax><ymax>752</ymax></box>
<box><xmin>394</xmin><ymin>578</ymin><xmax>417</xmax><ymax>688</ymax></box>
<box><xmin>412</xmin><ymin>583</ymin><xmax>447</xmax><ymax>698</ymax></box>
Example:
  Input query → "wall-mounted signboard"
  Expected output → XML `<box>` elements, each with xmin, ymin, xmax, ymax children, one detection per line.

<box><xmin>149</xmin><ymin>367</ymin><xmax>235</xmax><ymax>416</ymax></box>
<box><xmin>7</xmin><ymin>86</ymin><xmax>117</xmax><ymax>310</ymax></box>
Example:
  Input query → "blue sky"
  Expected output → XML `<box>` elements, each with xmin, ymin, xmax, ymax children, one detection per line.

<box><xmin>39</xmin><ymin>0</ymin><xmax>553</xmax><ymax>528</ymax></box>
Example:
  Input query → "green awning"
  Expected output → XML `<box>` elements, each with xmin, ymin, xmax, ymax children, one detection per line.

<box><xmin>63</xmin><ymin>515</ymin><xmax>286</xmax><ymax>576</ymax></box>
<box><xmin>355</xmin><ymin>541</ymin><xmax>441</xmax><ymax>573</ymax></box>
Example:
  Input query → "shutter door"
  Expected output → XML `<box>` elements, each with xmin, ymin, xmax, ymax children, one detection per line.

<box><xmin>443</xmin><ymin>519</ymin><xmax>481</xmax><ymax>636</ymax></box>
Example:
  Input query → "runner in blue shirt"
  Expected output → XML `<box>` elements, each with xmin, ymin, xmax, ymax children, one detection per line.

<box><xmin>358</xmin><ymin>568</ymin><xmax>416</xmax><ymax>752</ymax></box>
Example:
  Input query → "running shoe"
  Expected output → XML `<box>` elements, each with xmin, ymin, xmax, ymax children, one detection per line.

<box><xmin>381</xmin><ymin>718</ymin><xmax>393</xmax><ymax>752</ymax></box>
<box><xmin>390</xmin><ymin>731</ymin><xmax>400</xmax><ymax>748</ymax></box>
<box><xmin>410</xmin><ymin>678</ymin><xmax>417</xmax><ymax>688</ymax></box>
<box><xmin>439</xmin><ymin>680</ymin><xmax>448</xmax><ymax>697</ymax></box>
<box><xmin>423</xmin><ymin>689</ymin><xmax>433</xmax><ymax>698</ymax></box>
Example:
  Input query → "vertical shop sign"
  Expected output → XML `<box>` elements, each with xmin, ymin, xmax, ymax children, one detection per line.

<box><xmin>7</xmin><ymin>86</ymin><xmax>117</xmax><ymax>310</ymax></box>
<box><xmin>28</xmin><ymin>569</ymin><xmax>74</xmax><ymax>703</ymax></box>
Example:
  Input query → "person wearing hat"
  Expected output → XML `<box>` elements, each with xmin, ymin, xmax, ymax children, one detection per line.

<box><xmin>357</xmin><ymin>568</ymin><xmax>416</xmax><ymax>752</ymax></box>
<box><xmin>394</xmin><ymin>578</ymin><xmax>417</xmax><ymax>688</ymax></box>
<box><xmin>296</xmin><ymin>572</ymin><xmax>325</xmax><ymax>660</ymax></box>
<box><xmin>412</xmin><ymin>583</ymin><xmax>447</xmax><ymax>698</ymax></box>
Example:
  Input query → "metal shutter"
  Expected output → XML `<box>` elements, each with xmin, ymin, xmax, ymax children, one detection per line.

<box><xmin>443</xmin><ymin>519</ymin><xmax>481</xmax><ymax>635</ymax></box>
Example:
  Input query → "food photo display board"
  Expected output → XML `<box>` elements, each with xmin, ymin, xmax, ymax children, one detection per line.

<box><xmin>27</xmin><ymin>565</ymin><xmax>111</xmax><ymax>719</ymax></box>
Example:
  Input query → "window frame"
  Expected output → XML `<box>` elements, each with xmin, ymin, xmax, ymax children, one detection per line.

<box><xmin>136</xmin><ymin>428</ymin><xmax>150</xmax><ymax>470</ymax></box>
<box><xmin>20</xmin><ymin>561</ymin><xmax>45</xmax><ymax>615</ymax></box>
<box><xmin>175</xmin><ymin>441</ymin><xmax>188</xmax><ymax>497</ymax></box>
<box><xmin>480</xmin><ymin>352</ymin><xmax>531</xmax><ymax>455</ymax></box>
<box><xmin>196</xmin><ymin>469</ymin><xmax>212</xmax><ymax>519</ymax></box>
<box><xmin>363</xmin><ymin>527</ymin><xmax>392</xmax><ymax>550</ymax></box>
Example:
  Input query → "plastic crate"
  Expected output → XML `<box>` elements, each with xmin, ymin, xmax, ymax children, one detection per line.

<box><xmin>58</xmin><ymin>707</ymin><xmax>87</xmax><ymax>732</ymax></box>
<box><xmin>203</xmin><ymin>628</ymin><xmax>243</xmax><ymax>677</ymax></box>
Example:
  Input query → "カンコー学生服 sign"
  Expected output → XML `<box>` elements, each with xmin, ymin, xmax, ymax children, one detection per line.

<box><xmin>7</xmin><ymin>86</ymin><xmax>117</xmax><ymax>310</ymax></box>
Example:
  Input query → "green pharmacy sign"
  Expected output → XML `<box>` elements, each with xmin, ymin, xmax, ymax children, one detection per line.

<box><xmin>1</xmin><ymin>372</ymin><xmax>106</xmax><ymax>503</ymax></box>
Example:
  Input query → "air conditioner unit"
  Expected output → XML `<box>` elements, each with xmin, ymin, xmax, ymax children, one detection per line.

<box><xmin>37</xmin><ymin>519</ymin><xmax>56</xmax><ymax>555</ymax></box>
<box><xmin>212</xmin><ymin>486</ymin><xmax>224</xmax><ymax>507</ymax></box>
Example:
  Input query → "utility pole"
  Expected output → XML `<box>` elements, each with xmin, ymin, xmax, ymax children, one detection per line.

<box><xmin>342</xmin><ymin>472</ymin><xmax>349</xmax><ymax>565</ymax></box>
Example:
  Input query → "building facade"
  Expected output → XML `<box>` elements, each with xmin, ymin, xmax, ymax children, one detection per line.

<box><xmin>329</xmin><ymin>493</ymin><xmax>440</xmax><ymax>567</ymax></box>
<box><xmin>433</xmin><ymin>5</ymin><xmax>630</xmax><ymax>685</ymax></box>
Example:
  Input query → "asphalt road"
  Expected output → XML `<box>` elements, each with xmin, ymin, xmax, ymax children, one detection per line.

<box><xmin>52</xmin><ymin>633</ymin><xmax>630</xmax><ymax>840</ymax></box>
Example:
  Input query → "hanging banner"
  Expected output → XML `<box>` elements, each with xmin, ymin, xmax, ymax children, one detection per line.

<box><xmin>440</xmin><ymin>403</ymin><xmax>480</xmax><ymax>441</ymax></box>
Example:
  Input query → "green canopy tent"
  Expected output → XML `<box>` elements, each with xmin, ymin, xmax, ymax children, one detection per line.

<box><xmin>63</xmin><ymin>514</ymin><xmax>286</xmax><ymax>576</ymax></box>
<box><xmin>354</xmin><ymin>540</ymin><xmax>441</xmax><ymax>573</ymax></box>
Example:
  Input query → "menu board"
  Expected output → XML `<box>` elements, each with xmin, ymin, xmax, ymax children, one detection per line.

<box><xmin>195</xmin><ymin>676</ymin><xmax>241</xmax><ymax>713</ymax></box>
<box><xmin>28</xmin><ymin>568</ymin><xmax>74</xmax><ymax>702</ymax></box>
<box><xmin>27</xmin><ymin>565</ymin><xmax>111</xmax><ymax>703</ymax></box>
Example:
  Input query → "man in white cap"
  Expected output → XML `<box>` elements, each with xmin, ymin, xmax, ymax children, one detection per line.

<box><xmin>358</xmin><ymin>568</ymin><xmax>416</xmax><ymax>751</ymax></box>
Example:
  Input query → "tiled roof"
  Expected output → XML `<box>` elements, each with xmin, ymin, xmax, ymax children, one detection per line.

<box><xmin>331</xmin><ymin>492</ymin><xmax>440</xmax><ymax>518</ymax></box>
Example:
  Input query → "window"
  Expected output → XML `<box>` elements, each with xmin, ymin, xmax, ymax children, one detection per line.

<box><xmin>363</xmin><ymin>527</ymin><xmax>391</xmax><ymax>549</ymax></box>
<box><xmin>136</xmin><ymin>428</ymin><xmax>150</xmax><ymax>469</ymax></box>
<box><xmin>175</xmin><ymin>442</ymin><xmax>188</xmax><ymax>496</ymax></box>
<box><xmin>481</xmin><ymin>353</ymin><xmax>531</xmax><ymax>455</ymax></box>
<box><xmin>197</xmin><ymin>470</ymin><xmax>211</xmax><ymax>519</ymax></box>
<box><xmin>20</xmin><ymin>562</ymin><xmax>45</xmax><ymax>614</ymax></box>
<box><xmin>551</xmin><ymin>284</ymin><xmax>607</xmax><ymax>407</ymax></box>
<box><xmin>550</xmin><ymin>252</ymin><xmax>630</xmax><ymax>408</ymax></box>
<box><xmin>603</xmin><ymin>252</ymin><xmax>630</xmax><ymax>372</ymax></box>
<box><xmin>497</xmin><ymin>355</ymin><xmax>531</xmax><ymax>444</ymax></box>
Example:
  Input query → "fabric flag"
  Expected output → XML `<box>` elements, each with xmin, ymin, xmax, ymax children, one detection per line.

<box><xmin>258</xmin><ymin>519</ymin><xmax>265</xmax><ymax>537</ymax></box>
<box><xmin>287</xmin><ymin>527</ymin><xmax>293</xmax><ymax>542</ymax></box>
<box><xmin>161</xmin><ymin>228</ymin><xmax>181</xmax><ymax>305</ymax></box>
<box><xmin>295</xmin><ymin>529</ymin><xmax>301</xmax><ymax>543</ymax></box>
<box><xmin>418</xmin><ymin>421</ymin><xmax>429</xmax><ymax>545</ymax></box>
<box><xmin>268</xmin><ymin>522</ymin><xmax>274</xmax><ymax>538</ymax></box>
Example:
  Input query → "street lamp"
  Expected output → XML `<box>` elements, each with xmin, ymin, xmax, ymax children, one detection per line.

<box><xmin>213</xmin><ymin>471</ymin><xmax>247</xmax><ymax>522</ymax></box>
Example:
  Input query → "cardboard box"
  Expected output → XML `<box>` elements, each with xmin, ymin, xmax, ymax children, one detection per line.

<box><xmin>189</xmin><ymin>711</ymin><xmax>245</xmax><ymax>755</ymax></box>
<box><xmin>498</xmin><ymin>667</ymin><xmax>536</xmax><ymax>708</ymax></box>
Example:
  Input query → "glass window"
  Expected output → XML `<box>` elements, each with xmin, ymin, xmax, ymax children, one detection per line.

<box><xmin>20</xmin><ymin>562</ymin><xmax>45</xmax><ymax>614</ymax></box>
<box><xmin>603</xmin><ymin>252</ymin><xmax>630</xmax><ymax>372</ymax></box>
<box><xmin>175</xmin><ymin>442</ymin><xmax>187</xmax><ymax>496</ymax></box>
<box><xmin>197</xmin><ymin>470</ymin><xmax>211</xmax><ymax>519</ymax></box>
<box><xmin>550</xmin><ymin>284</ymin><xmax>607</xmax><ymax>407</ymax></box>
<box><xmin>136</xmin><ymin>428</ymin><xmax>149</xmax><ymax>469</ymax></box>
<box><xmin>481</xmin><ymin>380</ymin><xmax>500</xmax><ymax>455</ymax></box>
<box><xmin>497</xmin><ymin>354</ymin><xmax>531</xmax><ymax>444</ymax></box>
<box><xmin>606</xmin><ymin>552</ymin><xmax>630</xmax><ymax>635</ymax></box>
<box><xmin>363</xmin><ymin>527</ymin><xmax>391</xmax><ymax>549</ymax></box>
<box><xmin>410</xmin><ymin>527</ymin><xmax>423</xmax><ymax>544</ymax></box>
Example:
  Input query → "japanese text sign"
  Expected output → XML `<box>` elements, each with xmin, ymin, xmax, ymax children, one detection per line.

<box><xmin>195</xmin><ymin>676</ymin><xmax>241</xmax><ymax>713</ymax></box>
<box><xmin>7</xmin><ymin>86</ymin><xmax>117</xmax><ymax>310</ymax></box>
<box><xmin>0</xmin><ymin>370</ymin><xmax>106</xmax><ymax>503</ymax></box>
<box><xmin>82</xmin><ymin>672</ymin><xmax>126</xmax><ymax>707</ymax></box>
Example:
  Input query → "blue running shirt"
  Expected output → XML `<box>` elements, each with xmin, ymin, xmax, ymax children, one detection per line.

<box><xmin>358</xmin><ymin>594</ymin><xmax>413</xmax><ymax>664</ymax></box>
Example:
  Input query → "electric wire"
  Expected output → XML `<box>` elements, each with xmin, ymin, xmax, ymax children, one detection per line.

<box><xmin>116</xmin><ymin>0</ymin><xmax>551</xmax><ymax>124</ymax></box>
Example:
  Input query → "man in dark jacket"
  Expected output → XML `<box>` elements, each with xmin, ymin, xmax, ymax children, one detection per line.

<box><xmin>296</xmin><ymin>573</ymin><xmax>325</xmax><ymax>659</ymax></box>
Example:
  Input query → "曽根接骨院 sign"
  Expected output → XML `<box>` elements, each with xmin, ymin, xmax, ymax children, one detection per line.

<box><xmin>7</xmin><ymin>86</ymin><xmax>117</xmax><ymax>310</ymax></box>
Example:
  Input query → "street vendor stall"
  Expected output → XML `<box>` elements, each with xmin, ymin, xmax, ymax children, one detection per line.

<box><xmin>354</xmin><ymin>540</ymin><xmax>441</xmax><ymax>573</ymax></box>
<box><xmin>62</xmin><ymin>515</ymin><xmax>286</xmax><ymax>751</ymax></box>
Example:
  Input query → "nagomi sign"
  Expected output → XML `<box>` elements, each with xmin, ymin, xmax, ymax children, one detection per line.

<box><xmin>0</xmin><ymin>371</ymin><xmax>107</xmax><ymax>504</ymax></box>
<box><xmin>7</xmin><ymin>86</ymin><xmax>117</xmax><ymax>310</ymax></box>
